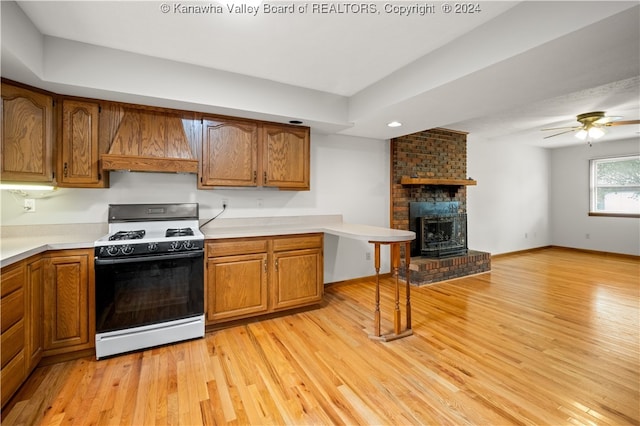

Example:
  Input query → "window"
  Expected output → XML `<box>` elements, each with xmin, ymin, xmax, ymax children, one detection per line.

<box><xmin>589</xmin><ymin>155</ymin><xmax>640</xmax><ymax>217</ymax></box>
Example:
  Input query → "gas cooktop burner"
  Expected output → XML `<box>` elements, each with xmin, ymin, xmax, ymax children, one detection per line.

<box><xmin>166</xmin><ymin>228</ymin><xmax>194</xmax><ymax>237</ymax></box>
<box><xmin>109</xmin><ymin>230</ymin><xmax>146</xmax><ymax>241</ymax></box>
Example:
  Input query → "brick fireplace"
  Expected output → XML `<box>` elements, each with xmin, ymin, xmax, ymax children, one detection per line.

<box><xmin>391</xmin><ymin>128</ymin><xmax>491</xmax><ymax>285</ymax></box>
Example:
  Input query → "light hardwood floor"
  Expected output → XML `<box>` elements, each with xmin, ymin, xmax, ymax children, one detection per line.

<box><xmin>2</xmin><ymin>247</ymin><xmax>639</xmax><ymax>425</ymax></box>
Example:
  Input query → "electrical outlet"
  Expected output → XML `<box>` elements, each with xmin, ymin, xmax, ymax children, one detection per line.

<box><xmin>585</xmin><ymin>233</ymin><xmax>590</xmax><ymax>239</ymax></box>
<box><xmin>257</xmin><ymin>198</ymin><xmax>263</xmax><ymax>208</ymax></box>
<box><xmin>222</xmin><ymin>199</ymin><xmax>228</xmax><ymax>209</ymax></box>
<box><xmin>24</xmin><ymin>199</ymin><xmax>36</xmax><ymax>212</ymax></box>
<box><xmin>366</xmin><ymin>252</ymin><xmax>372</xmax><ymax>261</ymax></box>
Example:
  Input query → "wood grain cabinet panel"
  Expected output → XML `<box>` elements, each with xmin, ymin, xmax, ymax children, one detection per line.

<box><xmin>1</xmin><ymin>292</ymin><xmax>24</xmax><ymax>369</ymax></box>
<box><xmin>100</xmin><ymin>107</ymin><xmax>198</xmax><ymax>173</ymax></box>
<box><xmin>207</xmin><ymin>253</ymin><xmax>269</xmax><ymax>322</ymax></box>
<box><xmin>206</xmin><ymin>234</ymin><xmax>323</xmax><ymax>325</ymax></box>
<box><xmin>26</xmin><ymin>258</ymin><xmax>44</xmax><ymax>370</ymax></box>
<box><xmin>43</xmin><ymin>250</ymin><xmax>94</xmax><ymax>355</ymax></box>
<box><xmin>272</xmin><ymin>248</ymin><xmax>323</xmax><ymax>311</ymax></box>
<box><xmin>201</xmin><ymin>118</ymin><xmax>259</xmax><ymax>187</ymax></box>
<box><xmin>0</xmin><ymin>350</ymin><xmax>25</xmax><ymax>408</ymax></box>
<box><xmin>200</xmin><ymin>118</ymin><xmax>310</xmax><ymax>190</ymax></box>
<box><xmin>262</xmin><ymin>124</ymin><xmax>310</xmax><ymax>190</ymax></box>
<box><xmin>0</xmin><ymin>82</ymin><xmax>54</xmax><ymax>182</ymax></box>
<box><xmin>0</xmin><ymin>262</ymin><xmax>27</xmax><ymax>407</ymax></box>
<box><xmin>58</xmin><ymin>99</ymin><xmax>105</xmax><ymax>187</ymax></box>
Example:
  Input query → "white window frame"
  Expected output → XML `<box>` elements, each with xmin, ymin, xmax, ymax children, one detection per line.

<box><xmin>589</xmin><ymin>154</ymin><xmax>640</xmax><ymax>218</ymax></box>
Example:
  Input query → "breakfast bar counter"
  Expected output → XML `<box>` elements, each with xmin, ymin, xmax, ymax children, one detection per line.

<box><xmin>1</xmin><ymin>215</ymin><xmax>415</xmax><ymax>267</ymax></box>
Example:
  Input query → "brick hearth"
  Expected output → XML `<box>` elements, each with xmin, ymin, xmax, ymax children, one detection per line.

<box><xmin>391</xmin><ymin>128</ymin><xmax>491</xmax><ymax>285</ymax></box>
<box><xmin>401</xmin><ymin>251</ymin><xmax>491</xmax><ymax>285</ymax></box>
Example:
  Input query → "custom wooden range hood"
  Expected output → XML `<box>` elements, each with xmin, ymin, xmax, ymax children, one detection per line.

<box><xmin>101</xmin><ymin>108</ymin><xmax>198</xmax><ymax>173</ymax></box>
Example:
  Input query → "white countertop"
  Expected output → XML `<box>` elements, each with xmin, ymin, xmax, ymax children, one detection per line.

<box><xmin>0</xmin><ymin>223</ymin><xmax>108</xmax><ymax>268</ymax></box>
<box><xmin>200</xmin><ymin>215</ymin><xmax>415</xmax><ymax>242</ymax></box>
<box><xmin>1</xmin><ymin>216</ymin><xmax>415</xmax><ymax>268</ymax></box>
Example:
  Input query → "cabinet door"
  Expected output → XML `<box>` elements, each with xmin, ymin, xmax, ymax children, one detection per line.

<box><xmin>59</xmin><ymin>100</ymin><xmax>103</xmax><ymax>187</ymax></box>
<box><xmin>207</xmin><ymin>253</ymin><xmax>268</xmax><ymax>322</ymax></box>
<box><xmin>44</xmin><ymin>251</ymin><xmax>94</xmax><ymax>354</ymax></box>
<box><xmin>262</xmin><ymin>124</ymin><xmax>310</xmax><ymax>190</ymax></box>
<box><xmin>1</xmin><ymin>83</ymin><xmax>54</xmax><ymax>182</ymax></box>
<box><xmin>26</xmin><ymin>257</ymin><xmax>44</xmax><ymax>371</ymax></box>
<box><xmin>271</xmin><ymin>248</ymin><xmax>323</xmax><ymax>311</ymax></box>
<box><xmin>201</xmin><ymin>118</ymin><xmax>258</xmax><ymax>187</ymax></box>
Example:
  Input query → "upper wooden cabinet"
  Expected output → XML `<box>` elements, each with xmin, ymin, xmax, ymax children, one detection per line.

<box><xmin>262</xmin><ymin>124</ymin><xmax>310</xmax><ymax>190</ymax></box>
<box><xmin>58</xmin><ymin>99</ymin><xmax>107</xmax><ymax>188</ymax></box>
<box><xmin>200</xmin><ymin>118</ymin><xmax>310</xmax><ymax>190</ymax></box>
<box><xmin>201</xmin><ymin>118</ymin><xmax>259</xmax><ymax>187</ymax></box>
<box><xmin>2</xmin><ymin>80</ymin><xmax>312</xmax><ymax>189</ymax></box>
<box><xmin>1</xmin><ymin>82</ymin><xmax>54</xmax><ymax>183</ymax></box>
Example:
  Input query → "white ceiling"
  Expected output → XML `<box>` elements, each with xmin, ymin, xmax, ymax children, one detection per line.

<box><xmin>5</xmin><ymin>1</ymin><xmax>640</xmax><ymax>147</ymax></box>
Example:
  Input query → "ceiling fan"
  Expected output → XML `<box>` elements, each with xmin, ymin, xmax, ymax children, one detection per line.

<box><xmin>542</xmin><ymin>111</ymin><xmax>640</xmax><ymax>141</ymax></box>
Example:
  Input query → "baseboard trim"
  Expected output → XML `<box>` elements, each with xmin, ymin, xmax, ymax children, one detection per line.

<box><xmin>325</xmin><ymin>273</ymin><xmax>392</xmax><ymax>288</ymax></box>
<box><xmin>548</xmin><ymin>245</ymin><xmax>640</xmax><ymax>260</ymax></box>
<box><xmin>492</xmin><ymin>245</ymin><xmax>639</xmax><ymax>260</ymax></box>
<box><xmin>491</xmin><ymin>246</ymin><xmax>552</xmax><ymax>259</ymax></box>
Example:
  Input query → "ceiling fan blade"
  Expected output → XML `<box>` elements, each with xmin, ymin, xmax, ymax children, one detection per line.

<box><xmin>594</xmin><ymin>115</ymin><xmax>623</xmax><ymax>125</ymax></box>
<box><xmin>604</xmin><ymin>120</ymin><xmax>640</xmax><ymax>127</ymax></box>
<box><xmin>543</xmin><ymin>129</ymin><xmax>578</xmax><ymax>139</ymax></box>
<box><xmin>541</xmin><ymin>126</ymin><xmax>581</xmax><ymax>131</ymax></box>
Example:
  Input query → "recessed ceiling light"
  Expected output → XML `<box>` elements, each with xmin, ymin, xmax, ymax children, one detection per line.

<box><xmin>289</xmin><ymin>120</ymin><xmax>303</xmax><ymax>125</ymax></box>
<box><xmin>387</xmin><ymin>121</ymin><xmax>402</xmax><ymax>128</ymax></box>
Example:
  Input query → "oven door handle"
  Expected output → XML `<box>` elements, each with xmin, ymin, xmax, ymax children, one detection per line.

<box><xmin>95</xmin><ymin>250</ymin><xmax>203</xmax><ymax>265</ymax></box>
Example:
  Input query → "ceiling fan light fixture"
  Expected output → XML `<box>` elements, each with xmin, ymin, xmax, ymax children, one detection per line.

<box><xmin>575</xmin><ymin>129</ymin><xmax>588</xmax><ymax>140</ymax></box>
<box><xmin>588</xmin><ymin>126</ymin><xmax>605</xmax><ymax>139</ymax></box>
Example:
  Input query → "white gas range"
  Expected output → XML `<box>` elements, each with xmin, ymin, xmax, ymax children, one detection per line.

<box><xmin>94</xmin><ymin>203</ymin><xmax>205</xmax><ymax>359</ymax></box>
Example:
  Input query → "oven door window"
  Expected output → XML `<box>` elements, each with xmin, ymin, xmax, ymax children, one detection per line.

<box><xmin>96</xmin><ymin>254</ymin><xmax>204</xmax><ymax>333</ymax></box>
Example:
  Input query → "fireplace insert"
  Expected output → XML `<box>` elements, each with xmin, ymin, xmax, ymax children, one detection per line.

<box><xmin>409</xmin><ymin>202</ymin><xmax>468</xmax><ymax>258</ymax></box>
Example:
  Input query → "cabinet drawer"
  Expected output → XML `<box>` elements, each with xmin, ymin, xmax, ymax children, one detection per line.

<box><xmin>273</xmin><ymin>234</ymin><xmax>323</xmax><ymax>252</ymax></box>
<box><xmin>207</xmin><ymin>239</ymin><xmax>267</xmax><ymax>257</ymax></box>
<box><xmin>1</xmin><ymin>288</ymin><xmax>24</xmax><ymax>331</ymax></box>
<box><xmin>1</xmin><ymin>349</ymin><xmax>25</xmax><ymax>407</ymax></box>
<box><xmin>1</xmin><ymin>320</ymin><xmax>24</xmax><ymax>368</ymax></box>
<box><xmin>1</xmin><ymin>263</ymin><xmax>24</xmax><ymax>297</ymax></box>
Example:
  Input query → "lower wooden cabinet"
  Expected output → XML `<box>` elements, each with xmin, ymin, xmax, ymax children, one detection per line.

<box><xmin>43</xmin><ymin>249</ymin><xmax>95</xmax><ymax>356</ymax></box>
<box><xmin>206</xmin><ymin>233</ymin><xmax>323</xmax><ymax>324</ymax></box>
<box><xmin>25</xmin><ymin>258</ymin><xmax>44</xmax><ymax>372</ymax></box>
<box><xmin>271</xmin><ymin>235</ymin><xmax>324</xmax><ymax>311</ymax></box>
<box><xmin>207</xmin><ymin>253</ymin><xmax>269</xmax><ymax>322</ymax></box>
<box><xmin>0</xmin><ymin>248</ymin><xmax>94</xmax><ymax>408</ymax></box>
<box><xmin>0</xmin><ymin>255</ymin><xmax>44</xmax><ymax>408</ymax></box>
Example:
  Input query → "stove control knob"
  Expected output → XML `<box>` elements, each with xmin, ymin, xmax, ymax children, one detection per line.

<box><xmin>147</xmin><ymin>242</ymin><xmax>158</xmax><ymax>252</ymax></box>
<box><xmin>182</xmin><ymin>240</ymin><xmax>194</xmax><ymax>250</ymax></box>
<box><xmin>170</xmin><ymin>241</ymin><xmax>181</xmax><ymax>252</ymax></box>
<box><xmin>121</xmin><ymin>245</ymin><xmax>134</xmax><ymax>255</ymax></box>
<box><xmin>106</xmin><ymin>246</ymin><xmax>120</xmax><ymax>256</ymax></box>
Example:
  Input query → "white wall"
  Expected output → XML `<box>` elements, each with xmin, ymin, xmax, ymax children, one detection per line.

<box><xmin>0</xmin><ymin>133</ymin><xmax>391</xmax><ymax>282</ymax></box>
<box><xmin>550</xmin><ymin>138</ymin><xmax>640</xmax><ymax>256</ymax></box>
<box><xmin>467</xmin><ymin>136</ymin><xmax>551</xmax><ymax>255</ymax></box>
